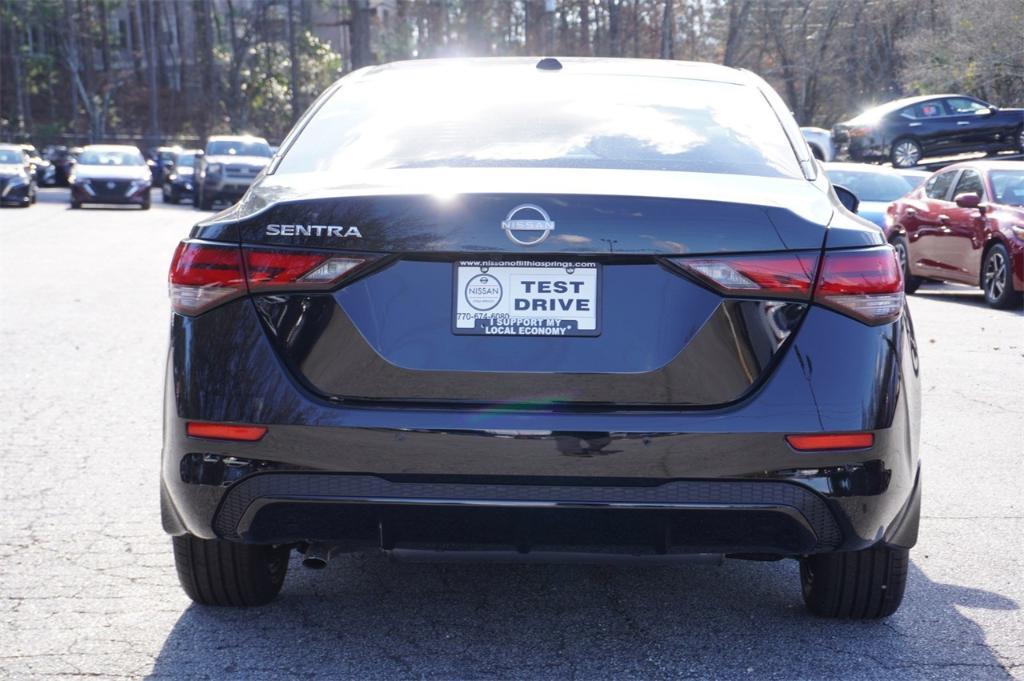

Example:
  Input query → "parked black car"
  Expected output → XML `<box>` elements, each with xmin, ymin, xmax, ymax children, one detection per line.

<box><xmin>0</xmin><ymin>144</ymin><xmax>38</xmax><ymax>206</ymax></box>
<box><xmin>833</xmin><ymin>94</ymin><xmax>1024</xmax><ymax>167</ymax></box>
<box><xmin>69</xmin><ymin>145</ymin><xmax>152</xmax><ymax>209</ymax></box>
<box><xmin>161</xmin><ymin>149</ymin><xmax>200</xmax><ymax>204</ymax></box>
<box><xmin>43</xmin><ymin>145</ymin><xmax>74</xmax><ymax>185</ymax></box>
<box><xmin>193</xmin><ymin>135</ymin><xmax>273</xmax><ymax>210</ymax></box>
<box><xmin>163</xmin><ymin>58</ymin><xmax>920</xmax><ymax>618</ymax></box>
<box><xmin>149</xmin><ymin>146</ymin><xmax>181</xmax><ymax>184</ymax></box>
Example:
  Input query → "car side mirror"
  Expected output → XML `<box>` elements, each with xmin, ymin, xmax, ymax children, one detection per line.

<box><xmin>976</xmin><ymin>108</ymin><xmax>994</xmax><ymax>116</ymax></box>
<box><xmin>834</xmin><ymin>184</ymin><xmax>859</xmax><ymax>214</ymax></box>
<box><xmin>195</xmin><ymin>150</ymin><xmax>205</xmax><ymax>159</ymax></box>
<box><xmin>954</xmin><ymin>193</ymin><xmax>980</xmax><ymax>209</ymax></box>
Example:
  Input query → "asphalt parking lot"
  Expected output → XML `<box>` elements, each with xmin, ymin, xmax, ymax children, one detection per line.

<box><xmin>1</xmin><ymin>187</ymin><xmax>1022</xmax><ymax>680</ymax></box>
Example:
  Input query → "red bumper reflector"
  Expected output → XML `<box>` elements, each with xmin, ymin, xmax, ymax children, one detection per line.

<box><xmin>786</xmin><ymin>433</ymin><xmax>874</xmax><ymax>451</ymax></box>
<box><xmin>186</xmin><ymin>422</ymin><xmax>268</xmax><ymax>442</ymax></box>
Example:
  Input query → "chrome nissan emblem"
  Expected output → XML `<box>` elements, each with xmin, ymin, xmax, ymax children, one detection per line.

<box><xmin>106</xmin><ymin>181</ymin><xmax>116</xmax><ymax>189</ymax></box>
<box><xmin>501</xmin><ymin>204</ymin><xmax>555</xmax><ymax>246</ymax></box>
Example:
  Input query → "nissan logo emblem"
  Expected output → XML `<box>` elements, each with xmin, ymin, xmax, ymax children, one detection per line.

<box><xmin>501</xmin><ymin>204</ymin><xmax>555</xmax><ymax>246</ymax></box>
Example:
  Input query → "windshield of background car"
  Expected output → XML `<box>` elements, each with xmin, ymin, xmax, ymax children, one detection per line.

<box><xmin>78</xmin><ymin>150</ymin><xmax>146</xmax><ymax>166</ymax></box>
<box><xmin>207</xmin><ymin>140</ymin><xmax>272</xmax><ymax>157</ymax></box>
<box><xmin>990</xmin><ymin>170</ymin><xmax>1024</xmax><ymax>206</ymax></box>
<box><xmin>276</xmin><ymin>73</ymin><xmax>804</xmax><ymax>179</ymax></box>
<box><xmin>826</xmin><ymin>170</ymin><xmax>914</xmax><ymax>202</ymax></box>
<box><xmin>176</xmin><ymin>153</ymin><xmax>196</xmax><ymax>167</ymax></box>
<box><xmin>0</xmin><ymin>150</ymin><xmax>23</xmax><ymax>164</ymax></box>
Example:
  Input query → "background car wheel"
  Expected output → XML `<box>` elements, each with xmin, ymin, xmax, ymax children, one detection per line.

<box><xmin>199</xmin><ymin>192</ymin><xmax>214</xmax><ymax>211</ymax></box>
<box><xmin>800</xmin><ymin>544</ymin><xmax>909</xmax><ymax>619</ymax></box>
<box><xmin>70</xmin><ymin>201</ymin><xmax>81</xmax><ymax>209</ymax></box>
<box><xmin>891</xmin><ymin>236</ymin><xmax>921</xmax><ymax>294</ymax></box>
<box><xmin>890</xmin><ymin>138</ymin><xmax>922</xmax><ymax>168</ymax></box>
<box><xmin>162</xmin><ymin>185</ymin><xmax>172</xmax><ymax>203</ymax></box>
<box><xmin>981</xmin><ymin>243</ymin><xmax>1022</xmax><ymax>309</ymax></box>
<box><xmin>172</xmin><ymin>534</ymin><xmax>289</xmax><ymax>607</ymax></box>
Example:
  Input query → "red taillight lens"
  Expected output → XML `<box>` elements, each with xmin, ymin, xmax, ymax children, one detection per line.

<box><xmin>671</xmin><ymin>252</ymin><xmax>819</xmax><ymax>300</ymax></box>
<box><xmin>169</xmin><ymin>241</ymin><xmax>370</xmax><ymax>315</ymax></box>
<box><xmin>814</xmin><ymin>246</ymin><xmax>903</xmax><ymax>324</ymax></box>
<box><xmin>244</xmin><ymin>249</ymin><xmax>367</xmax><ymax>292</ymax></box>
<box><xmin>169</xmin><ymin>242</ymin><xmax>246</xmax><ymax>315</ymax></box>
<box><xmin>186</xmin><ymin>422</ymin><xmax>267</xmax><ymax>441</ymax></box>
<box><xmin>786</xmin><ymin>433</ymin><xmax>874</xmax><ymax>451</ymax></box>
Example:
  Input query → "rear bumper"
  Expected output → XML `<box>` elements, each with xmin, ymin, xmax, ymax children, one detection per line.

<box><xmin>161</xmin><ymin>299</ymin><xmax>922</xmax><ymax>557</ymax></box>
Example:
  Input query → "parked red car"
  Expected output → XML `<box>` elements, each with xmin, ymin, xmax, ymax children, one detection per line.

<box><xmin>885</xmin><ymin>161</ymin><xmax>1024</xmax><ymax>308</ymax></box>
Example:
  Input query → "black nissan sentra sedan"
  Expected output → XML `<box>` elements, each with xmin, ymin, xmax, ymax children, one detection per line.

<box><xmin>163</xmin><ymin>58</ymin><xmax>920</xmax><ymax>618</ymax></box>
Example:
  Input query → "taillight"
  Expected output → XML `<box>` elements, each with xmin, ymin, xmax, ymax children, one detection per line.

<box><xmin>244</xmin><ymin>249</ymin><xmax>367</xmax><ymax>292</ymax></box>
<box><xmin>169</xmin><ymin>241</ymin><xmax>370</xmax><ymax>315</ymax></box>
<box><xmin>169</xmin><ymin>242</ymin><xmax>245</xmax><ymax>315</ymax></box>
<box><xmin>671</xmin><ymin>246</ymin><xmax>903</xmax><ymax>325</ymax></box>
<box><xmin>814</xmin><ymin>246</ymin><xmax>903</xmax><ymax>324</ymax></box>
<box><xmin>670</xmin><ymin>252</ymin><xmax>819</xmax><ymax>300</ymax></box>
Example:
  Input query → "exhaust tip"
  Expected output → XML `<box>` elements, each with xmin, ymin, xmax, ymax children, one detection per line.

<box><xmin>301</xmin><ymin>542</ymin><xmax>332</xmax><ymax>570</ymax></box>
<box><xmin>301</xmin><ymin>556</ymin><xmax>328</xmax><ymax>570</ymax></box>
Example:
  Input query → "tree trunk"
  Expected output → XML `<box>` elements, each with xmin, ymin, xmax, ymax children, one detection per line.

<box><xmin>349</xmin><ymin>0</ymin><xmax>373</xmax><ymax>69</ymax></box>
<box><xmin>287</xmin><ymin>0</ymin><xmax>301</xmax><ymax>123</ymax></box>
<box><xmin>144</xmin><ymin>0</ymin><xmax>160</xmax><ymax>146</ymax></box>
<box><xmin>660</xmin><ymin>0</ymin><xmax>674</xmax><ymax>60</ymax></box>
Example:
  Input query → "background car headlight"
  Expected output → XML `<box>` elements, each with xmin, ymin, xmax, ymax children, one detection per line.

<box><xmin>1011</xmin><ymin>225</ymin><xmax>1024</xmax><ymax>240</ymax></box>
<box><xmin>206</xmin><ymin>163</ymin><xmax>223</xmax><ymax>175</ymax></box>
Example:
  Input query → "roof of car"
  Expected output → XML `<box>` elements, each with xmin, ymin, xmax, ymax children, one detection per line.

<box><xmin>351</xmin><ymin>57</ymin><xmax>752</xmax><ymax>86</ymax></box>
<box><xmin>0</xmin><ymin>143</ymin><xmax>24</xmax><ymax>151</ymax></box>
<box><xmin>939</xmin><ymin>160</ymin><xmax>1024</xmax><ymax>173</ymax></box>
<box><xmin>850</xmin><ymin>94</ymin><xmax>967</xmax><ymax>119</ymax></box>
<box><xmin>82</xmin><ymin>144</ymin><xmax>143</xmax><ymax>152</ymax></box>
<box><xmin>208</xmin><ymin>135</ymin><xmax>268</xmax><ymax>142</ymax></box>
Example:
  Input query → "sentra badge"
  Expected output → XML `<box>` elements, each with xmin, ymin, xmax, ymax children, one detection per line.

<box><xmin>265</xmin><ymin>224</ymin><xmax>363</xmax><ymax>238</ymax></box>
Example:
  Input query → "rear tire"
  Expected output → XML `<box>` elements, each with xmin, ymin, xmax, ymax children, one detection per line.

<box><xmin>172</xmin><ymin>534</ymin><xmax>289</xmax><ymax>607</ymax></box>
<box><xmin>891</xmin><ymin>236</ymin><xmax>921</xmax><ymax>294</ymax></box>
<box><xmin>70</xmin><ymin>200</ymin><xmax>81</xmax><ymax>209</ymax></box>
<box><xmin>890</xmin><ymin>138</ymin><xmax>922</xmax><ymax>168</ymax></box>
<box><xmin>199</xmin><ymin>188</ymin><xmax>213</xmax><ymax>211</ymax></box>
<box><xmin>982</xmin><ymin>243</ymin><xmax>1022</xmax><ymax>309</ymax></box>
<box><xmin>800</xmin><ymin>544</ymin><xmax>909</xmax><ymax>619</ymax></box>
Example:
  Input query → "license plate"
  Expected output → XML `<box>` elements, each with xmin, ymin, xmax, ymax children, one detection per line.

<box><xmin>453</xmin><ymin>260</ymin><xmax>600</xmax><ymax>337</ymax></box>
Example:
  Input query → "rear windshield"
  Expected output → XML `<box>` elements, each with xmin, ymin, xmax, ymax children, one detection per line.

<box><xmin>991</xmin><ymin>170</ymin><xmax>1024</xmax><ymax>206</ymax></box>
<box><xmin>276</xmin><ymin>72</ymin><xmax>802</xmax><ymax>179</ymax></box>
<box><xmin>208</xmin><ymin>139</ymin><xmax>272</xmax><ymax>157</ymax></box>
<box><xmin>825</xmin><ymin>169</ymin><xmax>915</xmax><ymax>202</ymax></box>
<box><xmin>0</xmin><ymin>149</ymin><xmax>23</xmax><ymax>164</ymax></box>
<box><xmin>78</xmin><ymin>149</ymin><xmax>145</xmax><ymax>166</ymax></box>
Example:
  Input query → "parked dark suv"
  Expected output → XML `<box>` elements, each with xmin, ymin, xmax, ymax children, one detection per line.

<box><xmin>193</xmin><ymin>135</ymin><xmax>273</xmax><ymax>210</ymax></box>
<box><xmin>833</xmin><ymin>94</ymin><xmax>1024</xmax><ymax>167</ymax></box>
<box><xmin>163</xmin><ymin>58</ymin><xmax>921</xmax><ymax>618</ymax></box>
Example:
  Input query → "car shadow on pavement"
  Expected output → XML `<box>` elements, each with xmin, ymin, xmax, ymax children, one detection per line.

<box><xmin>147</xmin><ymin>555</ymin><xmax>1018</xmax><ymax>679</ymax></box>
